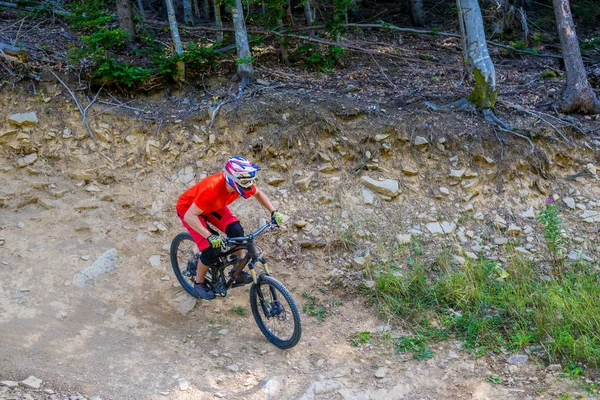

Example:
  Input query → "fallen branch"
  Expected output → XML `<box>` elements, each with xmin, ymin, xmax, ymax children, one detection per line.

<box><xmin>49</xmin><ymin>70</ymin><xmax>96</xmax><ymax>140</ymax></box>
<box><xmin>210</xmin><ymin>76</ymin><xmax>249</xmax><ymax>127</ymax></box>
<box><xmin>0</xmin><ymin>1</ymin><xmax>70</xmax><ymax>16</ymax></box>
<box><xmin>0</xmin><ymin>42</ymin><xmax>27</xmax><ymax>61</ymax></box>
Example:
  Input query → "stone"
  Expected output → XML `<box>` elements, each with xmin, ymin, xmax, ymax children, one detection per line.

<box><xmin>493</xmin><ymin>215</ymin><xmax>507</xmax><ymax>229</ymax></box>
<box><xmin>173</xmin><ymin>290</ymin><xmax>197</xmax><ymax>314</ymax></box>
<box><xmin>494</xmin><ymin>237</ymin><xmax>508</xmax><ymax>245</ymax></box>
<box><xmin>395</xmin><ymin>233</ymin><xmax>412</xmax><ymax>245</ymax></box>
<box><xmin>177</xmin><ymin>166</ymin><xmax>195</xmax><ymax>184</ymax></box>
<box><xmin>85</xmin><ymin>184</ymin><xmax>101</xmax><ymax>192</ymax></box>
<box><xmin>413</xmin><ymin>136</ymin><xmax>428</xmax><ymax>146</ymax></box>
<box><xmin>520</xmin><ymin>207</ymin><xmax>535</xmax><ymax>219</ymax></box>
<box><xmin>218</xmin><ymin>329</ymin><xmax>229</xmax><ymax>335</ymax></box>
<box><xmin>226</xmin><ymin>364</ymin><xmax>240</xmax><ymax>372</ymax></box>
<box><xmin>507</xmin><ymin>224</ymin><xmax>522</xmax><ymax>236</ymax></box>
<box><xmin>352</xmin><ymin>256</ymin><xmax>366</xmax><ymax>269</ymax></box>
<box><xmin>72</xmin><ymin>248</ymin><xmax>120</xmax><ymax>287</ymax></box>
<box><xmin>74</xmin><ymin>200</ymin><xmax>99</xmax><ymax>210</ymax></box>
<box><xmin>149</xmin><ymin>255</ymin><xmax>161</xmax><ymax>267</ymax></box>
<box><xmin>362</xmin><ymin>186</ymin><xmax>376</xmax><ymax>205</ymax></box>
<box><xmin>294</xmin><ymin>220</ymin><xmax>308</xmax><ymax>228</ymax></box>
<box><xmin>267</xmin><ymin>177</ymin><xmax>286</xmax><ymax>186</ymax></box>
<box><xmin>21</xmin><ymin>376</ymin><xmax>42</xmax><ymax>389</ymax></box>
<box><xmin>15</xmin><ymin>153</ymin><xmax>38</xmax><ymax>168</ymax></box>
<box><xmin>319</xmin><ymin>165</ymin><xmax>337</xmax><ymax>173</ymax></box>
<box><xmin>581</xmin><ymin>210</ymin><xmax>600</xmax><ymax>223</ymax></box>
<box><xmin>360</xmin><ymin>176</ymin><xmax>400</xmax><ymax>198</ymax></box>
<box><xmin>178</xmin><ymin>379</ymin><xmax>190</xmax><ymax>391</ymax></box>
<box><xmin>374</xmin><ymin>134</ymin><xmax>389</xmax><ymax>142</ymax></box>
<box><xmin>449</xmin><ymin>169</ymin><xmax>466</xmax><ymax>179</ymax></box>
<box><xmin>586</xmin><ymin>163</ymin><xmax>597</xmax><ymax>176</ymax></box>
<box><xmin>294</xmin><ymin>173</ymin><xmax>314</xmax><ymax>190</ymax></box>
<box><xmin>0</xmin><ymin>128</ymin><xmax>18</xmax><ymax>138</ymax></box>
<box><xmin>1</xmin><ymin>381</ymin><xmax>18</xmax><ymax>388</ymax></box>
<box><xmin>426</xmin><ymin>221</ymin><xmax>456</xmax><ymax>235</ymax></box>
<box><xmin>440</xmin><ymin>187</ymin><xmax>450</xmax><ymax>195</ymax></box>
<box><xmin>507</xmin><ymin>354</ymin><xmax>528</xmax><ymax>365</ymax></box>
<box><xmin>374</xmin><ymin>367</ymin><xmax>387</xmax><ymax>379</ymax></box>
<box><xmin>316</xmin><ymin>359</ymin><xmax>325</xmax><ymax>367</ymax></box>
<box><xmin>563</xmin><ymin>197</ymin><xmax>575</xmax><ymax>209</ymax></box>
<box><xmin>402</xmin><ymin>166</ymin><xmax>418</xmax><ymax>176</ymax></box>
<box><xmin>8</xmin><ymin>111</ymin><xmax>38</xmax><ymax>126</ymax></box>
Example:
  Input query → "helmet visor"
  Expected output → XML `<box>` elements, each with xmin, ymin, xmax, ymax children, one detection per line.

<box><xmin>238</xmin><ymin>177</ymin><xmax>256</xmax><ymax>188</ymax></box>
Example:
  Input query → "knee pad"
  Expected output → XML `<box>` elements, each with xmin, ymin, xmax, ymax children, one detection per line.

<box><xmin>200</xmin><ymin>247</ymin><xmax>220</xmax><ymax>266</ymax></box>
<box><xmin>225</xmin><ymin>222</ymin><xmax>244</xmax><ymax>238</ymax></box>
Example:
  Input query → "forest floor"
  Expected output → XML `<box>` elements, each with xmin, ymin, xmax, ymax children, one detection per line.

<box><xmin>1</xmin><ymin>8</ymin><xmax>600</xmax><ymax>400</ymax></box>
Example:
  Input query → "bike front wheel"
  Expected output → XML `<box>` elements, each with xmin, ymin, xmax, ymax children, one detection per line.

<box><xmin>250</xmin><ymin>275</ymin><xmax>302</xmax><ymax>349</ymax></box>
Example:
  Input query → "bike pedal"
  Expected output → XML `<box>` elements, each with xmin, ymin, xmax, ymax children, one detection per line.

<box><xmin>231</xmin><ymin>281</ymin><xmax>247</xmax><ymax>288</ymax></box>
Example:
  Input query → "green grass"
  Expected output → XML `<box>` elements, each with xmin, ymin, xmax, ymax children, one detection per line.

<box><xmin>369</xmin><ymin>255</ymin><xmax>600</xmax><ymax>368</ymax></box>
<box><xmin>229</xmin><ymin>306</ymin><xmax>248</xmax><ymax>317</ymax></box>
<box><xmin>302</xmin><ymin>291</ymin><xmax>343</xmax><ymax>322</ymax></box>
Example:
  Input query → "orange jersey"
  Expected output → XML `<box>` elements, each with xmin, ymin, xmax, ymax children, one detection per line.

<box><xmin>176</xmin><ymin>172</ymin><xmax>256</xmax><ymax>215</ymax></box>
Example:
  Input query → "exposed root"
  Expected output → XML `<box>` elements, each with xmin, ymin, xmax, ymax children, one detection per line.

<box><xmin>425</xmin><ymin>97</ymin><xmax>535</xmax><ymax>153</ymax></box>
<box><xmin>209</xmin><ymin>75</ymin><xmax>249</xmax><ymax>128</ymax></box>
<box><xmin>424</xmin><ymin>98</ymin><xmax>473</xmax><ymax>112</ymax></box>
<box><xmin>482</xmin><ymin>108</ymin><xmax>534</xmax><ymax>153</ymax></box>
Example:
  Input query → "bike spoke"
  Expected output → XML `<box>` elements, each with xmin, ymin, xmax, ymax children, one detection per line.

<box><xmin>257</xmin><ymin>285</ymin><xmax>295</xmax><ymax>341</ymax></box>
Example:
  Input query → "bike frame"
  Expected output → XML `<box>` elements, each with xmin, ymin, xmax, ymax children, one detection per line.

<box><xmin>209</xmin><ymin>220</ymin><xmax>276</xmax><ymax>290</ymax></box>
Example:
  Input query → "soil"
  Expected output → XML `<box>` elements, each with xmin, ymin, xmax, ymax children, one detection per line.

<box><xmin>1</xmin><ymin>9</ymin><xmax>600</xmax><ymax>400</ymax></box>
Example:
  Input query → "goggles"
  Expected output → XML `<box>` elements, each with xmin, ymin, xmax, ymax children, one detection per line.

<box><xmin>238</xmin><ymin>177</ymin><xmax>256</xmax><ymax>188</ymax></box>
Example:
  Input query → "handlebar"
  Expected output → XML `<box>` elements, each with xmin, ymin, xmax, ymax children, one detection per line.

<box><xmin>225</xmin><ymin>219</ymin><xmax>279</xmax><ymax>245</ymax></box>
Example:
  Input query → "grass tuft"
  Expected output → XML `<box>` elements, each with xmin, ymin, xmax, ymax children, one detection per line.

<box><xmin>369</xmin><ymin>255</ymin><xmax>600</xmax><ymax>367</ymax></box>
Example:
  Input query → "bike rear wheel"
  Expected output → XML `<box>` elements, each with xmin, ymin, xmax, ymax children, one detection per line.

<box><xmin>170</xmin><ymin>232</ymin><xmax>202</xmax><ymax>298</ymax></box>
<box><xmin>250</xmin><ymin>275</ymin><xmax>302</xmax><ymax>349</ymax></box>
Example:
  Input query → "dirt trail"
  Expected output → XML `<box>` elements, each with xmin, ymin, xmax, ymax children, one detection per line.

<box><xmin>1</xmin><ymin>90</ymin><xmax>597</xmax><ymax>399</ymax></box>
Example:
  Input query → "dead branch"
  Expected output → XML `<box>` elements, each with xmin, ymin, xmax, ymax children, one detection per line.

<box><xmin>49</xmin><ymin>70</ymin><xmax>96</xmax><ymax>140</ymax></box>
<box><xmin>482</xmin><ymin>108</ymin><xmax>534</xmax><ymax>152</ymax></box>
<box><xmin>0</xmin><ymin>42</ymin><xmax>27</xmax><ymax>61</ymax></box>
<box><xmin>209</xmin><ymin>76</ymin><xmax>249</xmax><ymax>127</ymax></box>
<box><xmin>0</xmin><ymin>1</ymin><xmax>70</xmax><ymax>16</ymax></box>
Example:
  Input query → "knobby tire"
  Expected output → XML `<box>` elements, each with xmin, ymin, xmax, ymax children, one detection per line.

<box><xmin>250</xmin><ymin>275</ymin><xmax>302</xmax><ymax>349</ymax></box>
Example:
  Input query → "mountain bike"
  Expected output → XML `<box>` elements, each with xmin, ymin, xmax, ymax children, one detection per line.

<box><xmin>169</xmin><ymin>219</ymin><xmax>302</xmax><ymax>349</ymax></box>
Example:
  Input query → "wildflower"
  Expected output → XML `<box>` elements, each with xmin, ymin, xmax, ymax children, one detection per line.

<box><xmin>546</xmin><ymin>198</ymin><xmax>554</xmax><ymax>204</ymax></box>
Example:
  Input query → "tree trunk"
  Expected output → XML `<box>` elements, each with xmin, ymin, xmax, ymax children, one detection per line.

<box><xmin>214</xmin><ymin>0</ymin><xmax>223</xmax><ymax>43</ymax></box>
<box><xmin>182</xmin><ymin>0</ymin><xmax>194</xmax><ymax>24</ymax></box>
<box><xmin>303</xmin><ymin>0</ymin><xmax>314</xmax><ymax>36</ymax></box>
<box><xmin>136</xmin><ymin>0</ymin><xmax>145</xmax><ymax>20</ymax></box>
<box><xmin>202</xmin><ymin>0</ymin><xmax>210</xmax><ymax>19</ymax></box>
<box><xmin>116</xmin><ymin>0</ymin><xmax>136</xmax><ymax>40</ymax></box>
<box><xmin>409</xmin><ymin>0</ymin><xmax>426</xmax><ymax>26</ymax></box>
<box><xmin>278</xmin><ymin>17</ymin><xmax>289</xmax><ymax>65</ymax></box>
<box><xmin>231</xmin><ymin>0</ymin><xmax>254</xmax><ymax>78</ymax></box>
<box><xmin>192</xmin><ymin>0</ymin><xmax>200</xmax><ymax>18</ymax></box>
<box><xmin>165</xmin><ymin>0</ymin><xmax>185</xmax><ymax>82</ymax></box>
<box><xmin>458</xmin><ymin>0</ymin><xmax>497</xmax><ymax>109</ymax></box>
<box><xmin>552</xmin><ymin>0</ymin><xmax>600</xmax><ymax>114</ymax></box>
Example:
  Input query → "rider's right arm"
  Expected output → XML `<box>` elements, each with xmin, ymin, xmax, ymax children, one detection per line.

<box><xmin>183</xmin><ymin>203</ymin><xmax>212</xmax><ymax>238</ymax></box>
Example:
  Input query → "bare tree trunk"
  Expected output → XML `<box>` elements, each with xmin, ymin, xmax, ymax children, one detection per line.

<box><xmin>136</xmin><ymin>0</ymin><xmax>145</xmax><ymax>20</ymax></box>
<box><xmin>165</xmin><ymin>0</ymin><xmax>185</xmax><ymax>82</ymax></box>
<box><xmin>201</xmin><ymin>0</ymin><xmax>210</xmax><ymax>19</ymax></box>
<box><xmin>116</xmin><ymin>0</ymin><xmax>136</xmax><ymax>40</ymax></box>
<box><xmin>231</xmin><ymin>0</ymin><xmax>254</xmax><ymax>78</ymax></box>
<box><xmin>278</xmin><ymin>17</ymin><xmax>289</xmax><ymax>65</ymax></box>
<box><xmin>409</xmin><ymin>0</ymin><xmax>426</xmax><ymax>26</ymax></box>
<box><xmin>192</xmin><ymin>0</ymin><xmax>200</xmax><ymax>18</ymax></box>
<box><xmin>214</xmin><ymin>0</ymin><xmax>223</xmax><ymax>43</ymax></box>
<box><xmin>182</xmin><ymin>0</ymin><xmax>194</xmax><ymax>24</ymax></box>
<box><xmin>459</xmin><ymin>0</ymin><xmax>497</xmax><ymax>109</ymax></box>
<box><xmin>303</xmin><ymin>0</ymin><xmax>314</xmax><ymax>36</ymax></box>
<box><xmin>456</xmin><ymin>0</ymin><xmax>471</xmax><ymax>82</ymax></box>
<box><xmin>552</xmin><ymin>0</ymin><xmax>600</xmax><ymax>114</ymax></box>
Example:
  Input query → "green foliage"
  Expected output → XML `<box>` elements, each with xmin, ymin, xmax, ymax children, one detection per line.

<box><xmin>394</xmin><ymin>335</ymin><xmax>434</xmax><ymax>360</ymax></box>
<box><xmin>368</xmin><ymin>250</ymin><xmax>600</xmax><ymax>368</ymax></box>
<box><xmin>572</xmin><ymin>0</ymin><xmax>600</xmax><ymax>23</ymax></box>
<box><xmin>350</xmin><ymin>331</ymin><xmax>372</xmax><ymax>347</ymax></box>
<box><xmin>511</xmin><ymin>40</ymin><xmax>528</xmax><ymax>50</ymax></box>
<box><xmin>291</xmin><ymin>44</ymin><xmax>343</xmax><ymax>73</ymax></box>
<box><xmin>92</xmin><ymin>58</ymin><xmax>152</xmax><ymax>87</ymax></box>
<box><xmin>230</xmin><ymin>306</ymin><xmax>249</xmax><ymax>317</ymax></box>
<box><xmin>539</xmin><ymin>71</ymin><xmax>559</xmax><ymax>79</ymax></box>
<box><xmin>537</xmin><ymin>199</ymin><xmax>566</xmax><ymax>276</ymax></box>
<box><xmin>302</xmin><ymin>291</ymin><xmax>342</xmax><ymax>322</ymax></box>
<box><xmin>581</xmin><ymin>37</ymin><xmax>599</xmax><ymax>51</ymax></box>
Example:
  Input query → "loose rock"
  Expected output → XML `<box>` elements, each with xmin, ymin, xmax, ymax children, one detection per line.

<box><xmin>8</xmin><ymin>111</ymin><xmax>38</xmax><ymax>126</ymax></box>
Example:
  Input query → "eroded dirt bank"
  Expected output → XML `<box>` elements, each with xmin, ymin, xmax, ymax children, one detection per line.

<box><xmin>1</xmin><ymin>87</ymin><xmax>599</xmax><ymax>399</ymax></box>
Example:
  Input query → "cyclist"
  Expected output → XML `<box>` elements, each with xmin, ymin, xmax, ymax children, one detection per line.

<box><xmin>176</xmin><ymin>156</ymin><xmax>283</xmax><ymax>300</ymax></box>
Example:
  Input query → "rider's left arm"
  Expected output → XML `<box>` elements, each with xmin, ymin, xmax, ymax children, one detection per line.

<box><xmin>253</xmin><ymin>189</ymin><xmax>276</xmax><ymax>214</ymax></box>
